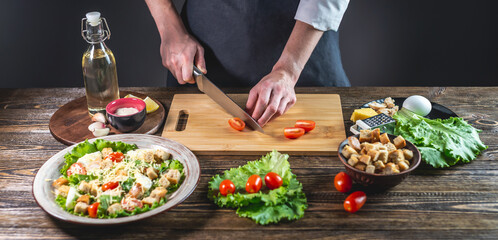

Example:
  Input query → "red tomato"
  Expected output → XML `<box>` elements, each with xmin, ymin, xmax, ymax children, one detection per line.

<box><xmin>219</xmin><ymin>179</ymin><xmax>236</xmax><ymax>196</ymax></box>
<box><xmin>121</xmin><ymin>197</ymin><xmax>143</xmax><ymax>212</ymax></box>
<box><xmin>284</xmin><ymin>127</ymin><xmax>305</xmax><ymax>139</ymax></box>
<box><xmin>107</xmin><ymin>152</ymin><xmax>124</xmax><ymax>162</ymax></box>
<box><xmin>295</xmin><ymin>120</ymin><xmax>316</xmax><ymax>132</ymax></box>
<box><xmin>101</xmin><ymin>181</ymin><xmax>119</xmax><ymax>191</ymax></box>
<box><xmin>228</xmin><ymin>117</ymin><xmax>246</xmax><ymax>131</ymax></box>
<box><xmin>344</xmin><ymin>191</ymin><xmax>367</xmax><ymax>213</ymax></box>
<box><xmin>88</xmin><ymin>202</ymin><xmax>99</xmax><ymax>218</ymax></box>
<box><xmin>334</xmin><ymin>172</ymin><xmax>353</xmax><ymax>193</ymax></box>
<box><xmin>67</xmin><ymin>163</ymin><xmax>87</xmax><ymax>176</ymax></box>
<box><xmin>264</xmin><ymin>172</ymin><xmax>283</xmax><ymax>190</ymax></box>
<box><xmin>246</xmin><ymin>175</ymin><xmax>262</xmax><ymax>193</ymax></box>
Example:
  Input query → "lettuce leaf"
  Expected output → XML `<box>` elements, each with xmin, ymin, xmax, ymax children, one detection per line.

<box><xmin>208</xmin><ymin>150</ymin><xmax>307</xmax><ymax>225</ymax></box>
<box><xmin>393</xmin><ymin>109</ymin><xmax>487</xmax><ymax>168</ymax></box>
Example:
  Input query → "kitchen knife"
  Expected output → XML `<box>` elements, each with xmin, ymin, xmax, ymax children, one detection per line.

<box><xmin>193</xmin><ymin>66</ymin><xmax>264</xmax><ymax>133</ymax></box>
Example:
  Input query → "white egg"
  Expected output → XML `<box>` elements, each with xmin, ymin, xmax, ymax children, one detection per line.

<box><xmin>65</xmin><ymin>187</ymin><xmax>77</xmax><ymax>209</ymax></box>
<box><xmin>135</xmin><ymin>173</ymin><xmax>152</xmax><ymax>191</ymax></box>
<box><xmin>402</xmin><ymin>95</ymin><xmax>432</xmax><ymax>116</ymax></box>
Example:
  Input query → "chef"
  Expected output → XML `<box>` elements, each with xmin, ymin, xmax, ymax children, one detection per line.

<box><xmin>145</xmin><ymin>0</ymin><xmax>350</xmax><ymax>126</ymax></box>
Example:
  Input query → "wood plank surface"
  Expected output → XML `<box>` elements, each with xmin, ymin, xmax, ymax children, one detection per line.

<box><xmin>0</xmin><ymin>87</ymin><xmax>497</xmax><ymax>239</ymax></box>
<box><xmin>162</xmin><ymin>94</ymin><xmax>346</xmax><ymax>155</ymax></box>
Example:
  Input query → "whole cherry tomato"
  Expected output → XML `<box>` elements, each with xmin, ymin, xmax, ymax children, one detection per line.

<box><xmin>88</xmin><ymin>202</ymin><xmax>99</xmax><ymax>218</ymax></box>
<box><xmin>67</xmin><ymin>163</ymin><xmax>87</xmax><ymax>176</ymax></box>
<box><xmin>344</xmin><ymin>191</ymin><xmax>367</xmax><ymax>213</ymax></box>
<box><xmin>246</xmin><ymin>175</ymin><xmax>262</xmax><ymax>193</ymax></box>
<box><xmin>295</xmin><ymin>120</ymin><xmax>316</xmax><ymax>132</ymax></box>
<box><xmin>284</xmin><ymin>127</ymin><xmax>305</xmax><ymax>139</ymax></box>
<box><xmin>107</xmin><ymin>152</ymin><xmax>124</xmax><ymax>162</ymax></box>
<box><xmin>264</xmin><ymin>172</ymin><xmax>283</xmax><ymax>190</ymax></box>
<box><xmin>101</xmin><ymin>181</ymin><xmax>119</xmax><ymax>191</ymax></box>
<box><xmin>219</xmin><ymin>179</ymin><xmax>236</xmax><ymax>196</ymax></box>
<box><xmin>228</xmin><ymin>118</ymin><xmax>246</xmax><ymax>131</ymax></box>
<box><xmin>334</xmin><ymin>172</ymin><xmax>353</xmax><ymax>193</ymax></box>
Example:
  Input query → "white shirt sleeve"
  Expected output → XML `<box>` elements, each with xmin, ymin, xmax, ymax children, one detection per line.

<box><xmin>295</xmin><ymin>0</ymin><xmax>350</xmax><ymax>31</ymax></box>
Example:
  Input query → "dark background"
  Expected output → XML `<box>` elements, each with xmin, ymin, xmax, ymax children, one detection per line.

<box><xmin>0</xmin><ymin>0</ymin><xmax>496</xmax><ymax>88</ymax></box>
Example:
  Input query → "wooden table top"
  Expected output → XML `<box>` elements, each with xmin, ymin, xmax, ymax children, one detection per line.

<box><xmin>0</xmin><ymin>87</ymin><xmax>496</xmax><ymax>239</ymax></box>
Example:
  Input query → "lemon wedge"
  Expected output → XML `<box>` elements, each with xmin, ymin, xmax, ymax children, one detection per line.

<box><xmin>124</xmin><ymin>94</ymin><xmax>142</xmax><ymax>100</ymax></box>
<box><xmin>144</xmin><ymin>96</ymin><xmax>159</xmax><ymax>113</ymax></box>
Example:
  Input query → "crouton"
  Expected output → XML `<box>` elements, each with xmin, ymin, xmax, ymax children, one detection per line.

<box><xmin>354</xmin><ymin>163</ymin><xmax>367</xmax><ymax>171</ymax></box>
<box><xmin>158</xmin><ymin>174</ymin><xmax>171</xmax><ymax>188</ymax></box>
<box><xmin>107</xmin><ymin>203</ymin><xmax>123</xmax><ymax>215</ymax></box>
<box><xmin>74</xmin><ymin>202</ymin><xmax>88</xmax><ymax>214</ymax></box>
<box><xmin>359</xmin><ymin>155</ymin><xmax>372</xmax><ymax>165</ymax></box>
<box><xmin>384</xmin><ymin>142</ymin><xmax>397</xmax><ymax>152</ymax></box>
<box><xmin>363</xmin><ymin>143</ymin><xmax>376</xmax><ymax>152</ymax></box>
<box><xmin>154</xmin><ymin>149</ymin><xmax>171</xmax><ymax>162</ymax></box>
<box><xmin>78</xmin><ymin>181</ymin><xmax>91</xmax><ymax>194</ymax></box>
<box><xmin>359</xmin><ymin>130</ymin><xmax>373</xmax><ymax>142</ymax></box>
<box><xmin>389</xmin><ymin>150</ymin><xmax>405</xmax><ymax>164</ymax></box>
<box><xmin>56</xmin><ymin>185</ymin><xmax>70</xmax><ymax>198</ymax></box>
<box><xmin>166</xmin><ymin>169</ymin><xmax>181</xmax><ymax>184</ymax></box>
<box><xmin>150</xmin><ymin>187</ymin><xmax>168</xmax><ymax>199</ymax></box>
<box><xmin>101</xmin><ymin>147</ymin><xmax>113</xmax><ymax>158</ymax></box>
<box><xmin>393</xmin><ymin>135</ymin><xmax>406</xmax><ymax>149</ymax></box>
<box><xmin>367</xmin><ymin>149</ymin><xmax>380</xmax><ymax>162</ymax></box>
<box><xmin>372</xmin><ymin>142</ymin><xmax>383</xmax><ymax>150</ymax></box>
<box><xmin>348</xmin><ymin>136</ymin><xmax>362</xmax><ymax>151</ymax></box>
<box><xmin>52</xmin><ymin>177</ymin><xmax>68</xmax><ymax>188</ymax></box>
<box><xmin>142</xmin><ymin>196</ymin><xmax>158</xmax><ymax>206</ymax></box>
<box><xmin>379</xmin><ymin>133</ymin><xmax>391</xmax><ymax>144</ymax></box>
<box><xmin>374</xmin><ymin>161</ymin><xmax>386</xmax><ymax>170</ymax></box>
<box><xmin>90</xmin><ymin>182</ymin><xmax>99</xmax><ymax>196</ymax></box>
<box><xmin>146</xmin><ymin>167</ymin><xmax>159</xmax><ymax>180</ymax></box>
<box><xmin>378</xmin><ymin>150</ymin><xmax>389</xmax><ymax>163</ymax></box>
<box><xmin>372</xmin><ymin>128</ymin><xmax>381</xmax><ymax>142</ymax></box>
<box><xmin>348</xmin><ymin>155</ymin><xmax>359</xmax><ymax>167</ymax></box>
<box><xmin>100</xmin><ymin>158</ymin><xmax>113</xmax><ymax>169</ymax></box>
<box><xmin>398</xmin><ymin>161</ymin><xmax>410</xmax><ymax>171</ymax></box>
<box><xmin>384</xmin><ymin>163</ymin><xmax>400</xmax><ymax>175</ymax></box>
<box><xmin>402</xmin><ymin>149</ymin><xmax>414</xmax><ymax>160</ymax></box>
<box><xmin>77</xmin><ymin>195</ymin><xmax>90</xmax><ymax>204</ymax></box>
<box><xmin>342</xmin><ymin>145</ymin><xmax>358</xmax><ymax>159</ymax></box>
<box><xmin>378</xmin><ymin>145</ymin><xmax>387</xmax><ymax>151</ymax></box>
<box><xmin>365</xmin><ymin>165</ymin><xmax>376</xmax><ymax>174</ymax></box>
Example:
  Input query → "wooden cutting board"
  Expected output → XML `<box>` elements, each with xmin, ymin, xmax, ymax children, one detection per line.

<box><xmin>162</xmin><ymin>94</ymin><xmax>346</xmax><ymax>155</ymax></box>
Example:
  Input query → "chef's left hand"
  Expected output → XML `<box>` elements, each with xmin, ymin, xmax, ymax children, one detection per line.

<box><xmin>246</xmin><ymin>69</ymin><xmax>297</xmax><ymax>126</ymax></box>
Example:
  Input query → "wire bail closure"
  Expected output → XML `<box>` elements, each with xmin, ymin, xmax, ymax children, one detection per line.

<box><xmin>81</xmin><ymin>17</ymin><xmax>111</xmax><ymax>44</ymax></box>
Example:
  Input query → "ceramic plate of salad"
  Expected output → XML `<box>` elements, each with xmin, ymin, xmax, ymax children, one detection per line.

<box><xmin>33</xmin><ymin>134</ymin><xmax>200</xmax><ymax>225</ymax></box>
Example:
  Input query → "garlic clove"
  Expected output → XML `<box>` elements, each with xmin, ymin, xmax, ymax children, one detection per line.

<box><xmin>88</xmin><ymin>122</ymin><xmax>106</xmax><ymax>132</ymax></box>
<box><xmin>91</xmin><ymin>112</ymin><xmax>107</xmax><ymax>123</ymax></box>
<box><xmin>92</xmin><ymin>128</ymin><xmax>110</xmax><ymax>137</ymax></box>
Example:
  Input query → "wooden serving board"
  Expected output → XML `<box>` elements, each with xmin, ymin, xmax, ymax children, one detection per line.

<box><xmin>162</xmin><ymin>94</ymin><xmax>346</xmax><ymax>155</ymax></box>
<box><xmin>50</xmin><ymin>91</ymin><xmax>165</xmax><ymax>145</ymax></box>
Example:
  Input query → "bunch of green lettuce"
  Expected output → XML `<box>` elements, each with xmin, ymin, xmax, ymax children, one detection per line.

<box><xmin>392</xmin><ymin>109</ymin><xmax>487</xmax><ymax>168</ymax></box>
<box><xmin>60</xmin><ymin>139</ymin><xmax>138</xmax><ymax>177</ymax></box>
<box><xmin>208</xmin><ymin>150</ymin><xmax>307</xmax><ymax>225</ymax></box>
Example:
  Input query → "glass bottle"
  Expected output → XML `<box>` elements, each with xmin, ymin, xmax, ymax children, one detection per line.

<box><xmin>81</xmin><ymin>12</ymin><xmax>119</xmax><ymax>116</ymax></box>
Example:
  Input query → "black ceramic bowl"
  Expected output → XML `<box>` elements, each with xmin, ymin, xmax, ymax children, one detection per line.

<box><xmin>106</xmin><ymin>98</ymin><xmax>146</xmax><ymax>133</ymax></box>
<box><xmin>338</xmin><ymin>134</ymin><xmax>421</xmax><ymax>191</ymax></box>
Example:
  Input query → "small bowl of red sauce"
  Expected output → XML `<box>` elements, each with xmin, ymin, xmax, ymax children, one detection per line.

<box><xmin>106</xmin><ymin>98</ymin><xmax>146</xmax><ymax>133</ymax></box>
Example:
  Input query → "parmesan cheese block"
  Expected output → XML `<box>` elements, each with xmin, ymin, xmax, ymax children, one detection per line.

<box><xmin>350</xmin><ymin>108</ymin><xmax>378</xmax><ymax>122</ymax></box>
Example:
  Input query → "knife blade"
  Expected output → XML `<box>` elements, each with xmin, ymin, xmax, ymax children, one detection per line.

<box><xmin>193</xmin><ymin>66</ymin><xmax>264</xmax><ymax>133</ymax></box>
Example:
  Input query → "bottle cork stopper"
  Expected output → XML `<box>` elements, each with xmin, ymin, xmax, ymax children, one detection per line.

<box><xmin>86</xmin><ymin>12</ymin><xmax>101</xmax><ymax>27</ymax></box>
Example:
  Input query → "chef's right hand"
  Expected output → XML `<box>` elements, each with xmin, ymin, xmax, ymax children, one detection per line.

<box><xmin>160</xmin><ymin>33</ymin><xmax>207</xmax><ymax>84</ymax></box>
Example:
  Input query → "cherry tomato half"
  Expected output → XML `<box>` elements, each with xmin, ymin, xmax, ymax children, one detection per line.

<box><xmin>265</xmin><ymin>172</ymin><xmax>283</xmax><ymax>190</ymax></box>
<box><xmin>107</xmin><ymin>152</ymin><xmax>124</xmax><ymax>163</ymax></box>
<box><xmin>334</xmin><ymin>172</ymin><xmax>353</xmax><ymax>193</ymax></box>
<box><xmin>67</xmin><ymin>163</ymin><xmax>87</xmax><ymax>176</ymax></box>
<box><xmin>246</xmin><ymin>175</ymin><xmax>262</xmax><ymax>193</ymax></box>
<box><xmin>88</xmin><ymin>202</ymin><xmax>99</xmax><ymax>218</ymax></box>
<box><xmin>284</xmin><ymin>127</ymin><xmax>305</xmax><ymax>139</ymax></box>
<box><xmin>219</xmin><ymin>179</ymin><xmax>236</xmax><ymax>196</ymax></box>
<box><xmin>295</xmin><ymin>120</ymin><xmax>316</xmax><ymax>132</ymax></box>
<box><xmin>228</xmin><ymin>117</ymin><xmax>246</xmax><ymax>131</ymax></box>
<box><xmin>102</xmin><ymin>181</ymin><xmax>119</xmax><ymax>191</ymax></box>
<box><xmin>344</xmin><ymin>191</ymin><xmax>367</xmax><ymax>213</ymax></box>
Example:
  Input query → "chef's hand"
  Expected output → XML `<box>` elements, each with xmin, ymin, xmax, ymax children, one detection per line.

<box><xmin>246</xmin><ymin>68</ymin><xmax>297</xmax><ymax>126</ymax></box>
<box><xmin>160</xmin><ymin>34</ymin><xmax>207</xmax><ymax>84</ymax></box>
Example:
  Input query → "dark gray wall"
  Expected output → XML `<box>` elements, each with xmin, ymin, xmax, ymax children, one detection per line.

<box><xmin>0</xmin><ymin>0</ymin><xmax>497</xmax><ymax>88</ymax></box>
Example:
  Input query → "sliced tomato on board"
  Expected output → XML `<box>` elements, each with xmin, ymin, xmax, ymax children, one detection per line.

<box><xmin>67</xmin><ymin>163</ymin><xmax>87</xmax><ymax>176</ymax></box>
<box><xmin>295</xmin><ymin>120</ymin><xmax>316</xmax><ymax>132</ymax></box>
<box><xmin>228</xmin><ymin>117</ymin><xmax>246</xmax><ymax>131</ymax></box>
<box><xmin>284</xmin><ymin>127</ymin><xmax>305</xmax><ymax>139</ymax></box>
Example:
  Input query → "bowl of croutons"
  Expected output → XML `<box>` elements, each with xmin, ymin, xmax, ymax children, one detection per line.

<box><xmin>338</xmin><ymin>129</ymin><xmax>421</xmax><ymax>191</ymax></box>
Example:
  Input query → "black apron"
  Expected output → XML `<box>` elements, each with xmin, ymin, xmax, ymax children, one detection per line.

<box><xmin>167</xmin><ymin>0</ymin><xmax>350</xmax><ymax>87</ymax></box>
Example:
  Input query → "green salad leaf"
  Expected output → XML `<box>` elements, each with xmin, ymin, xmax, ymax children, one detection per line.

<box><xmin>60</xmin><ymin>139</ymin><xmax>138</xmax><ymax>177</ymax></box>
<box><xmin>392</xmin><ymin>108</ymin><xmax>487</xmax><ymax>168</ymax></box>
<box><xmin>208</xmin><ymin>150</ymin><xmax>307</xmax><ymax>225</ymax></box>
<box><xmin>67</xmin><ymin>174</ymin><xmax>97</xmax><ymax>186</ymax></box>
